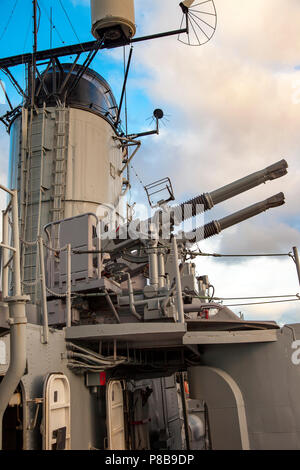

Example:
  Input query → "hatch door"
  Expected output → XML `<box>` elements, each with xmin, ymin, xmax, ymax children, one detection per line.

<box><xmin>43</xmin><ymin>374</ymin><xmax>71</xmax><ymax>450</ymax></box>
<box><xmin>106</xmin><ymin>380</ymin><xmax>125</xmax><ymax>450</ymax></box>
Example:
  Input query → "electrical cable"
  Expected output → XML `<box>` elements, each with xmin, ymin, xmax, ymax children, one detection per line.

<box><xmin>23</xmin><ymin>13</ymin><xmax>32</xmax><ymax>53</ymax></box>
<box><xmin>58</xmin><ymin>0</ymin><xmax>84</xmax><ymax>51</ymax></box>
<box><xmin>38</xmin><ymin>0</ymin><xmax>65</xmax><ymax>45</ymax></box>
<box><xmin>194</xmin><ymin>294</ymin><xmax>300</xmax><ymax>301</ymax></box>
<box><xmin>123</xmin><ymin>46</ymin><xmax>131</xmax><ymax>196</ymax></box>
<box><xmin>123</xmin><ymin>47</ymin><xmax>129</xmax><ymax>136</ymax></box>
<box><xmin>224</xmin><ymin>298</ymin><xmax>300</xmax><ymax>308</ymax></box>
<box><xmin>37</xmin><ymin>2</ymin><xmax>41</xmax><ymax>33</ymax></box>
<box><xmin>0</xmin><ymin>0</ymin><xmax>19</xmax><ymax>41</ymax></box>
<box><xmin>187</xmin><ymin>251</ymin><xmax>292</xmax><ymax>258</ymax></box>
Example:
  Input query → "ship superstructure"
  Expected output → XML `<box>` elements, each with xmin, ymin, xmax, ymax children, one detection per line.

<box><xmin>0</xmin><ymin>0</ymin><xmax>300</xmax><ymax>451</ymax></box>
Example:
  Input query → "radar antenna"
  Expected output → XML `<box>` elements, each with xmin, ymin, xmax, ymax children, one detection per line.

<box><xmin>178</xmin><ymin>0</ymin><xmax>217</xmax><ymax>46</ymax></box>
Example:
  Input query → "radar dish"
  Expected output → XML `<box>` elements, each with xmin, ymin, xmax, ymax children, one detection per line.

<box><xmin>178</xmin><ymin>1</ymin><xmax>217</xmax><ymax>47</ymax></box>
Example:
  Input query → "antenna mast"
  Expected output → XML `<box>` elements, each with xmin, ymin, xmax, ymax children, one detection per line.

<box><xmin>31</xmin><ymin>0</ymin><xmax>38</xmax><ymax>106</ymax></box>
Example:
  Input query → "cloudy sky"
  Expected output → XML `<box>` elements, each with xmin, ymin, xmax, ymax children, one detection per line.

<box><xmin>0</xmin><ymin>0</ymin><xmax>300</xmax><ymax>323</ymax></box>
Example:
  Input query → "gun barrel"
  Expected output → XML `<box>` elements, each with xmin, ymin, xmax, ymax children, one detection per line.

<box><xmin>170</xmin><ymin>159</ymin><xmax>288</xmax><ymax>224</ymax></box>
<box><xmin>210</xmin><ymin>160</ymin><xmax>287</xmax><ymax>205</ymax></box>
<box><xmin>182</xmin><ymin>192</ymin><xmax>285</xmax><ymax>244</ymax></box>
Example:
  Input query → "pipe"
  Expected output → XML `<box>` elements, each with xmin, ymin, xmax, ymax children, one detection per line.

<box><xmin>104</xmin><ymin>290</ymin><xmax>121</xmax><ymax>324</ymax></box>
<box><xmin>128</xmin><ymin>296</ymin><xmax>167</xmax><ymax>307</ymax></box>
<box><xmin>172</xmin><ymin>237</ymin><xmax>185</xmax><ymax>323</ymax></box>
<box><xmin>2</xmin><ymin>211</ymin><xmax>9</xmax><ymax>299</ymax></box>
<box><xmin>157</xmin><ymin>250</ymin><xmax>166</xmax><ymax>288</ymax></box>
<box><xmin>184</xmin><ymin>302</ymin><xmax>222</xmax><ymax>313</ymax></box>
<box><xmin>0</xmin><ymin>297</ymin><xmax>28</xmax><ymax>449</ymax></box>
<box><xmin>148</xmin><ymin>240</ymin><xmax>159</xmax><ymax>288</ymax></box>
<box><xmin>0</xmin><ymin>189</ymin><xmax>29</xmax><ymax>449</ymax></box>
<box><xmin>127</xmin><ymin>273</ymin><xmax>142</xmax><ymax>321</ymax></box>
<box><xmin>293</xmin><ymin>247</ymin><xmax>300</xmax><ymax>287</ymax></box>
<box><xmin>38</xmin><ymin>237</ymin><xmax>48</xmax><ymax>344</ymax></box>
<box><xmin>179</xmin><ymin>373</ymin><xmax>191</xmax><ymax>450</ymax></box>
<box><xmin>66</xmin><ymin>244</ymin><xmax>72</xmax><ymax>328</ymax></box>
<box><xmin>12</xmin><ymin>191</ymin><xmax>22</xmax><ymax>297</ymax></box>
<box><xmin>161</xmin><ymin>264</ymin><xmax>184</xmax><ymax>314</ymax></box>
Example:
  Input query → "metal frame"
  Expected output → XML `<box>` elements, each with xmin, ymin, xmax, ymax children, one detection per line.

<box><xmin>0</xmin><ymin>6</ymin><xmax>189</xmax><ymax>132</ymax></box>
<box><xmin>0</xmin><ymin>26</ymin><xmax>189</xmax><ymax>70</ymax></box>
<box><xmin>0</xmin><ymin>184</ymin><xmax>29</xmax><ymax>450</ymax></box>
<box><xmin>0</xmin><ymin>185</ymin><xmax>21</xmax><ymax>298</ymax></box>
<box><xmin>145</xmin><ymin>177</ymin><xmax>175</xmax><ymax>208</ymax></box>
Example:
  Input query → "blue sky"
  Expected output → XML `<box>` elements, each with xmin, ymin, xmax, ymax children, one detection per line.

<box><xmin>0</xmin><ymin>0</ymin><xmax>155</xmax><ymax>133</ymax></box>
<box><xmin>1</xmin><ymin>0</ymin><xmax>300</xmax><ymax>324</ymax></box>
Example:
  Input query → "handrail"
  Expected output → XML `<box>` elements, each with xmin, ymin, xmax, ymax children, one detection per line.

<box><xmin>0</xmin><ymin>184</ymin><xmax>28</xmax><ymax>449</ymax></box>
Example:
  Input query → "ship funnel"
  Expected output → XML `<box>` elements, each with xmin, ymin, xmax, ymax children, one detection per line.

<box><xmin>181</xmin><ymin>192</ymin><xmax>285</xmax><ymax>244</ymax></box>
<box><xmin>91</xmin><ymin>0</ymin><xmax>136</xmax><ymax>43</ymax></box>
<box><xmin>170</xmin><ymin>159</ymin><xmax>288</xmax><ymax>224</ymax></box>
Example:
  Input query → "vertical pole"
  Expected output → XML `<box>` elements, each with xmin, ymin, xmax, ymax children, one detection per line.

<box><xmin>127</xmin><ymin>273</ymin><xmax>142</xmax><ymax>321</ymax></box>
<box><xmin>2</xmin><ymin>211</ymin><xmax>9</xmax><ymax>299</ymax></box>
<box><xmin>172</xmin><ymin>237</ymin><xmax>184</xmax><ymax>324</ymax></box>
<box><xmin>39</xmin><ymin>237</ymin><xmax>48</xmax><ymax>344</ymax></box>
<box><xmin>33</xmin><ymin>0</ymin><xmax>38</xmax><ymax>54</ymax></box>
<box><xmin>50</xmin><ymin>6</ymin><xmax>53</xmax><ymax>49</ymax></box>
<box><xmin>66</xmin><ymin>244</ymin><xmax>72</xmax><ymax>327</ymax></box>
<box><xmin>11</xmin><ymin>191</ymin><xmax>21</xmax><ymax>297</ymax></box>
<box><xmin>0</xmin><ymin>189</ymin><xmax>28</xmax><ymax>450</ymax></box>
<box><xmin>148</xmin><ymin>242</ymin><xmax>159</xmax><ymax>288</ymax></box>
<box><xmin>293</xmin><ymin>247</ymin><xmax>300</xmax><ymax>287</ymax></box>
<box><xmin>179</xmin><ymin>373</ymin><xmax>190</xmax><ymax>451</ymax></box>
<box><xmin>31</xmin><ymin>0</ymin><xmax>38</xmax><ymax>107</ymax></box>
<box><xmin>116</xmin><ymin>46</ymin><xmax>133</xmax><ymax>125</ymax></box>
<box><xmin>157</xmin><ymin>251</ymin><xmax>166</xmax><ymax>289</ymax></box>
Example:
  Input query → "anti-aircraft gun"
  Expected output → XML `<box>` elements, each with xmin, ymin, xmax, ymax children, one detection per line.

<box><xmin>102</xmin><ymin>159</ymin><xmax>287</xmax><ymax>251</ymax></box>
<box><xmin>88</xmin><ymin>159</ymin><xmax>287</xmax><ymax>322</ymax></box>
<box><xmin>45</xmin><ymin>160</ymin><xmax>288</xmax><ymax>325</ymax></box>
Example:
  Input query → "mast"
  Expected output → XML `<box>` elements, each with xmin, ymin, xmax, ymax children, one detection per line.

<box><xmin>31</xmin><ymin>0</ymin><xmax>38</xmax><ymax>107</ymax></box>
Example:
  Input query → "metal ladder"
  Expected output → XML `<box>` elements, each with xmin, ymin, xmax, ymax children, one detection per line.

<box><xmin>52</xmin><ymin>107</ymin><xmax>69</xmax><ymax>222</ymax></box>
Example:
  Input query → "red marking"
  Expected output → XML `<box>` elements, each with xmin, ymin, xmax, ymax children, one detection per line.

<box><xmin>130</xmin><ymin>419</ymin><xmax>151</xmax><ymax>426</ymax></box>
<box><xmin>100</xmin><ymin>371</ymin><xmax>106</xmax><ymax>386</ymax></box>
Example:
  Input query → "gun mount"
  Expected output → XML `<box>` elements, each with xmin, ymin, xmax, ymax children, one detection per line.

<box><xmin>102</xmin><ymin>160</ymin><xmax>288</xmax><ymax>255</ymax></box>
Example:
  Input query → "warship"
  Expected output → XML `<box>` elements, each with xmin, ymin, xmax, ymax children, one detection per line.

<box><xmin>0</xmin><ymin>0</ymin><xmax>300</xmax><ymax>451</ymax></box>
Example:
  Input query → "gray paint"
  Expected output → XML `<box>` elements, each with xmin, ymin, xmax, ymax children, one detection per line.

<box><xmin>1</xmin><ymin>324</ymin><xmax>102</xmax><ymax>450</ymax></box>
<box><xmin>188</xmin><ymin>325</ymin><xmax>300</xmax><ymax>450</ymax></box>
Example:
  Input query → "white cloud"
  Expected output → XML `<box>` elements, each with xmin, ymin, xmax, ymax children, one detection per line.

<box><xmin>1</xmin><ymin>0</ymin><xmax>299</xmax><ymax>324</ymax></box>
<box><xmin>129</xmin><ymin>0</ymin><xmax>300</xmax><ymax>323</ymax></box>
<box><xmin>193</xmin><ymin>236</ymin><xmax>300</xmax><ymax>323</ymax></box>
